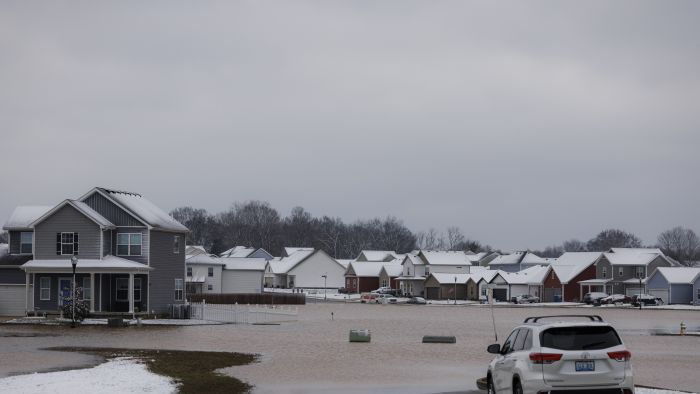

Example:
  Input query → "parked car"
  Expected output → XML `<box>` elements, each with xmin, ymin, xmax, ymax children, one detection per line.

<box><xmin>583</xmin><ymin>292</ymin><xmax>609</xmax><ymax>305</ymax></box>
<box><xmin>510</xmin><ymin>294</ymin><xmax>540</xmax><ymax>304</ymax></box>
<box><xmin>486</xmin><ymin>315</ymin><xmax>634</xmax><ymax>394</ymax></box>
<box><xmin>406</xmin><ymin>297</ymin><xmax>427</xmax><ymax>305</ymax></box>
<box><xmin>360</xmin><ymin>293</ymin><xmax>378</xmax><ymax>303</ymax></box>
<box><xmin>631</xmin><ymin>294</ymin><xmax>664</xmax><ymax>307</ymax></box>
<box><xmin>601</xmin><ymin>294</ymin><xmax>632</xmax><ymax>305</ymax></box>
<box><xmin>374</xmin><ymin>294</ymin><xmax>395</xmax><ymax>304</ymax></box>
<box><xmin>373</xmin><ymin>286</ymin><xmax>393</xmax><ymax>294</ymax></box>
<box><xmin>337</xmin><ymin>287</ymin><xmax>349</xmax><ymax>294</ymax></box>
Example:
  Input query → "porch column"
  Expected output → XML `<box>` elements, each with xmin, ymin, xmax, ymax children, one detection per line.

<box><xmin>98</xmin><ymin>274</ymin><xmax>102</xmax><ymax>312</ymax></box>
<box><xmin>146</xmin><ymin>274</ymin><xmax>150</xmax><ymax>314</ymax></box>
<box><xmin>89</xmin><ymin>273</ymin><xmax>95</xmax><ymax>313</ymax></box>
<box><xmin>128</xmin><ymin>273</ymin><xmax>134</xmax><ymax>315</ymax></box>
<box><xmin>25</xmin><ymin>272</ymin><xmax>30</xmax><ymax>315</ymax></box>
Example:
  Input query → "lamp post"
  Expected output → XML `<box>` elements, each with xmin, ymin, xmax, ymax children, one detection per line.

<box><xmin>454</xmin><ymin>276</ymin><xmax>457</xmax><ymax>305</ymax></box>
<box><xmin>638</xmin><ymin>271</ymin><xmax>643</xmax><ymax>311</ymax></box>
<box><xmin>70</xmin><ymin>256</ymin><xmax>78</xmax><ymax>328</ymax></box>
<box><xmin>321</xmin><ymin>274</ymin><xmax>328</xmax><ymax>302</ymax></box>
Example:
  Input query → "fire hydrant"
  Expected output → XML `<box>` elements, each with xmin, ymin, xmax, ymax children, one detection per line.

<box><xmin>680</xmin><ymin>321</ymin><xmax>686</xmax><ymax>336</ymax></box>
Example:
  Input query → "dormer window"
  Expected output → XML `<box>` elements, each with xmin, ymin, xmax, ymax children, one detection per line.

<box><xmin>56</xmin><ymin>233</ymin><xmax>79</xmax><ymax>255</ymax></box>
<box><xmin>20</xmin><ymin>232</ymin><xmax>33</xmax><ymax>254</ymax></box>
<box><xmin>117</xmin><ymin>233</ymin><xmax>142</xmax><ymax>256</ymax></box>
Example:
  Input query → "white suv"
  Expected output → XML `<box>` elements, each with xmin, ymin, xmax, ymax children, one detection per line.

<box><xmin>485</xmin><ymin>315</ymin><xmax>634</xmax><ymax>394</ymax></box>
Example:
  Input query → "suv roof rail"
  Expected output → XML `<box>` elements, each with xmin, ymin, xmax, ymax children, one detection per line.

<box><xmin>524</xmin><ymin>315</ymin><xmax>604</xmax><ymax>323</ymax></box>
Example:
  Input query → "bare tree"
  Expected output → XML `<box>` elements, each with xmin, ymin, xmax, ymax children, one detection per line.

<box><xmin>657</xmin><ymin>226</ymin><xmax>700</xmax><ymax>266</ymax></box>
<box><xmin>446</xmin><ymin>226</ymin><xmax>466</xmax><ymax>251</ymax></box>
<box><xmin>416</xmin><ymin>228</ymin><xmax>444</xmax><ymax>250</ymax></box>
<box><xmin>562</xmin><ymin>239</ymin><xmax>587</xmax><ymax>252</ymax></box>
<box><xmin>586</xmin><ymin>229</ymin><xmax>642</xmax><ymax>251</ymax></box>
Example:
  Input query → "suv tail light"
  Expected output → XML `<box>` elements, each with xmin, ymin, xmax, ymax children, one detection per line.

<box><xmin>607</xmin><ymin>350</ymin><xmax>631</xmax><ymax>362</ymax></box>
<box><xmin>529</xmin><ymin>353</ymin><xmax>562</xmax><ymax>364</ymax></box>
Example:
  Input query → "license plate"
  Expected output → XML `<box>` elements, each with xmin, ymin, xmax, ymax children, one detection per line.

<box><xmin>575</xmin><ymin>361</ymin><xmax>595</xmax><ymax>372</ymax></box>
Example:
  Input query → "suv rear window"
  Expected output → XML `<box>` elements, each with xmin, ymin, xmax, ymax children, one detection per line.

<box><xmin>541</xmin><ymin>326</ymin><xmax>622</xmax><ymax>350</ymax></box>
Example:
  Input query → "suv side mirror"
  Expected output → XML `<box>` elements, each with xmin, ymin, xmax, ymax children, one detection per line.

<box><xmin>487</xmin><ymin>344</ymin><xmax>501</xmax><ymax>354</ymax></box>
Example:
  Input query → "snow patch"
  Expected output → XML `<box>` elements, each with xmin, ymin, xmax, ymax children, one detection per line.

<box><xmin>0</xmin><ymin>357</ymin><xmax>178</xmax><ymax>393</ymax></box>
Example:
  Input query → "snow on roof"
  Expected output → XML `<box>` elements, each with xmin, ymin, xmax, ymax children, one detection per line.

<box><xmin>284</xmin><ymin>247</ymin><xmax>314</xmax><ymax>256</ymax></box>
<box><xmin>186</xmin><ymin>254</ymin><xmax>225</xmax><ymax>265</ymax></box>
<box><xmin>429</xmin><ymin>272</ymin><xmax>472</xmax><ymax>284</ymax></box>
<box><xmin>219</xmin><ymin>246</ymin><xmax>255</xmax><ymax>258</ymax></box>
<box><xmin>221</xmin><ymin>258</ymin><xmax>266</xmax><ymax>271</ymax></box>
<box><xmin>358</xmin><ymin>250</ymin><xmax>398</xmax><ymax>261</ymax></box>
<box><xmin>420</xmin><ymin>251</ymin><xmax>473</xmax><ymax>266</ymax></box>
<box><xmin>70</xmin><ymin>201</ymin><xmax>116</xmax><ymax>229</ymax></box>
<box><xmin>268</xmin><ymin>249</ymin><xmax>316</xmax><ymax>274</ymax></box>
<box><xmin>97</xmin><ymin>188</ymin><xmax>188</xmax><ymax>232</ymax></box>
<box><xmin>22</xmin><ymin>255</ymin><xmax>152</xmax><ymax>272</ymax></box>
<box><xmin>3</xmin><ymin>206</ymin><xmax>53</xmax><ymax>230</ymax></box>
<box><xmin>185</xmin><ymin>245</ymin><xmax>208</xmax><ymax>256</ymax></box>
<box><xmin>550</xmin><ymin>252</ymin><xmax>602</xmax><ymax>284</ymax></box>
<box><xmin>474</xmin><ymin>270</ymin><xmax>499</xmax><ymax>283</ymax></box>
<box><xmin>654</xmin><ymin>267</ymin><xmax>700</xmax><ymax>284</ymax></box>
<box><xmin>488</xmin><ymin>252</ymin><xmax>525</xmax><ymax>266</ymax></box>
<box><xmin>521</xmin><ymin>252</ymin><xmax>547</xmax><ymax>265</ymax></box>
<box><xmin>500</xmin><ymin>265</ymin><xmax>550</xmax><ymax>285</ymax></box>
<box><xmin>382</xmin><ymin>264</ymin><xmax>403</xmax><ymax>277</ymax></box>
<box><xmin>404</xmin><ymin>254</ymin><xmax>425</xmax><ymax>266</ymax></box>
<box><xmin>347</xmin><ymin>262</ymin><xmax>386</xmax><ymax>277</ymax></box>
<box><xmin>335</xmin><ymin>259</ymin><xmax>353</xmax><ymax>268</ymax></box>
<box><xmin>603</xmin><ymin>248</ymin><xmax>665</xmax><ymax>266</ymax></box>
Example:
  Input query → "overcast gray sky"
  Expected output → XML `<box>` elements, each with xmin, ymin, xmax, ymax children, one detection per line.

<box><xmin>1</xmin><ymin>1</ymin><xmax>699</xmax><ymax>251</ymax></box>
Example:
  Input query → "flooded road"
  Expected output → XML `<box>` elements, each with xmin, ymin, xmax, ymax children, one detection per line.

<box><xmin>1</xmin><ymin>304</ymin><xmax>699</xmax><ymax>393</ymax></box>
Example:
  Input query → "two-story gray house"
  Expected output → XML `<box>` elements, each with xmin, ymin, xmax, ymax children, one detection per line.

<box><xmin>1</xmin><ymin>187</ymin><xmax>188</xmax><ymax>316</ymax></box>
<box><xmin>594</xmin><ymin>248</ymin><xmax>675</xmax><ymax>295</ymax></box>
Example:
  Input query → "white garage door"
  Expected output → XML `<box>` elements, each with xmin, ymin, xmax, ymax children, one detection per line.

<box><xmin>648</xmin><ymin>289</ymin><xmax>669</xmax><ymax>305</ymax></box>
<box><xmin>0</xmin><ymin>285</ymin><xmax>27</xmax><ymax>316</ymax></box>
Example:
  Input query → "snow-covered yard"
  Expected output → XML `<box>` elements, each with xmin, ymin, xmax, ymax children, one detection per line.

<box><xmin>0</xmin><ymin>358</ymin><xmax>177</xmax><ymax>394</ymax></box>
<box><xmin>3</xmin><ymin>317</ymin><xmax>224</xmax><ymax>326</ymax></box>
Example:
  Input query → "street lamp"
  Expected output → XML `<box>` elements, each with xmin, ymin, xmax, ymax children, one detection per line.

<box><xmin>638</xmin><ymin>271</ymin><xmax>644</xmax><ymax>311</ymax></box>
<box><xmin>454</xmin><ymin>276</ymin><xmax>457</xmax><ymax>305</ymax></box>
<box><xmin>70</xmin><ymin>256</ymin><xmax>78</xmax><ymax>328</ymax></box>
<box><xmin>321</xmin><ymin>274</ymin><xmax>328</xmax><ymax>302</ymax></box>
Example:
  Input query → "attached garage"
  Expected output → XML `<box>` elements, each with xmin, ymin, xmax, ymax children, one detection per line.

<box><xmin>648</xmin><ymin>289</ymin><xmax>669</xmax><ymax>304</ymax></box>
<box><xmin>543</xmin><ymin>287</ymin><xmax>562</xmax><ymax>303</ymax></box>
<box><xmin>0</xmin><ymin>284</ymin><xmax>29</xmax><ymax>316</ymax></box>
<box><xmin>425</xmin><ymin>287</ymin><xmax>440</xmax><ymax>300</ymax></box>
<box><xmin>491</xmin><ymin>288</ymin><xmax>508</xmax><ymax>302</ymax></box>
<box><xmin>647</xmin><ymin>267</ymin><xmax>700</xmax><ymax>305</ymax></box>
<box><xmin>424</xmin><ymin>273</ymin><xmax>469</xmax><ymax>300</ymax></box>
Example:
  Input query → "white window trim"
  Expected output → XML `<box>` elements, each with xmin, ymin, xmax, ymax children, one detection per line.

<box><xmin>116</xmin><ymin>233</ymin><xmax>143</xmax><ymax>257</ymax></box>
<box><xmin>186</xmin><ymin>267</ymin><xmax>192</xmax><ymax>277</ymax></box>
<box><xmin>116</xmin><ymin>278</ymin><xmax>129</xmax><ymax>302</ymax></box>
<box><xmin>60</xmin><ymin>232</ymin><xmax>77</xmax><ymax>256</ymax></box>
<box><xmin>82</xmin><ymin>277</ymin><xmax>92</xmax><ymax>301</ymax></box>
<box><xmin>618</xmin><ymin>267</ymin><xmax>624</xmax><ymax>277</ymax></box>
<box><xmin>173</xmin><ymin>236</ymin><xmax>181</xmax><ymax>254</ymax></box>
<box><xmin>174</xmin><ymin>279</ymin><xmax>184</xmax><ymax>301</ymax></box>
<box><xmin>19</xmin><ymin>232</ymin><xmax>33</xmax><ymax>255</ymax></box>
<box><xmin>40</xmin><ymin>277</ymin><xmax>51</xmax><ymax>301</ymax></box>
<box><xmin>602</xmin><ymin>267</ymin><xmax>607</xmax><ymax>278</ymax></box>
<box><xmin>208</xmin><ymin>267</ymin><xmax>214</xmax><ymax>277</ymax></box>
<box><xmin>207</xmin><ymin>284</ymin><xmax>213</xmax><ymax>291</ymax></box>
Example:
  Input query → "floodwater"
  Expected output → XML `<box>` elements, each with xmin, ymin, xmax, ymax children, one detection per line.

<box><xmin>0</xmin><ymin>304</ymin><xmax>699</xmax><ymax>393</ymax></box>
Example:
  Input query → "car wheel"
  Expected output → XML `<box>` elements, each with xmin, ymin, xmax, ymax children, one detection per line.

<box><xmin>512</xmin><ymin>379</ymin><xmax>523</xmax><ymax>394</ymax></box>
<box><xmin>487</xmin><ymin>375</ymin><xmax>495</xmax><ymax>394</ymax></box>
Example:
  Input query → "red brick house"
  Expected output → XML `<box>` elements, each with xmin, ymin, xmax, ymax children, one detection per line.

<box><xmin>542</xmin><ymin>252</ymin><xmax>601</xmax><ymax>302</ymax></box>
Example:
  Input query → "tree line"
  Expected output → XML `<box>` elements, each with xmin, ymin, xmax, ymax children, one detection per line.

<box><xmin>168</xmin><ymin>201</ymin><xmax>700</xmax><ymax>266</ymax></box>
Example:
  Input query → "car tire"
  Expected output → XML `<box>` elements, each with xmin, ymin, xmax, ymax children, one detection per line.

<box><xmin>487</xmin><ymin>375</ymin><xmax>495</xmax><ymax>394</ymax></box>
<box><xmin>512</xmin><ymin>379</ymin><xmax>523</xmax><ymax>394</ymax></box>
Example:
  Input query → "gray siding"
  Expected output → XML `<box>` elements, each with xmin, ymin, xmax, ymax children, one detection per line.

<box><xmin>109</xmin><ymin>228</ymin><xmax>149</xmax><ymax>264</ymax></box>
<box><xmin>647</xmin><ymin>256</ymin><xmax>672</xmax><ymax>277</ymax></box>
<box><xmin>596</xmin><ymin>257</ymin><xmax>612</xmax><ymax>279</ymax></box>
<box><xmin>34</xmin><ymin>205</ymin><xmax>101</xmax><ymax>260</ymax></box>
<box><xmin>646</xmin><ymin>271</ymin><xmax>669</xmax><ymax>289</ymax></box>
<box><xmin>249</xmin><ymin>249</ymin><xmax>273</xmax><ymax>260</ymax></box>
<box><xmin>670</xmin><ymin>284</ymin><xmax>693</xmax><ymax>304</ymax></box>
<box><xmin>82</xmin><ymin>192</ymin><xmax>143</xmax><ymax>227</ymax></box>
<box><xmin>694</xmin><ymin>279</ymin><xmax>700</xmax><ymax>306</ymax></box>
<box><xmin>0</xmin><ymin>268</ymin><xmax>26</xmax><ymax>284</ymax></box>
<box><xmin>148</xmin><ymin>230</ymin><xmax>186</xmax><ymax>312</ymax></box>
<box><xmin>102</xmin><ymin>230</ymin><xmax>112</xmax><ymax>257</ymax></box>
<box><xmin>597</xmin><ymin>255</ymin><xmax>672</xmax><ymax>293</ymax></box>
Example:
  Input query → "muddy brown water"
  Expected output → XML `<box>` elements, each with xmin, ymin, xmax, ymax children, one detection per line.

<box><xmin>0</xmin><ymin>304</ymin><xmax>698</xmax><ymax>393</ymax></box>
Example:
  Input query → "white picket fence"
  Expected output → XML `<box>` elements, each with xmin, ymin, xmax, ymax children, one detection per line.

<box><xmin>189</xmin><ymin>301</ymin><xmax>298</xmax><ymax>324</ymax></box>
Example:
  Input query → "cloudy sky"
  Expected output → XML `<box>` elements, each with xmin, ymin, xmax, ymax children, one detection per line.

<box><xmin>1</xmin><ymin>1</ymin><xmax>698</xmax><ymax>250</ymax></box>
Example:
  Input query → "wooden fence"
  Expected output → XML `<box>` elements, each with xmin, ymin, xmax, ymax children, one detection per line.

<box><xmin>188</xmin><ymin>292</ymin><xmax>306</xmax><ymax>305</ymax></box>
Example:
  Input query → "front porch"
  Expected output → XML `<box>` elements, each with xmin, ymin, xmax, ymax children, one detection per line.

<box><xmin>21</xmin><ymin>257</ymin><xmax>153</xmax><ymax>316</ymax></box>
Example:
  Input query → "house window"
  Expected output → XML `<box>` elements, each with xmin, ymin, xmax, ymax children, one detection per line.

<box><xmin>82</xmin><ymin>277</ymin><xmax>91</xmax><ymax>301</ymax></box>
<box><xmin>381</xmin><ymin>279</ymin><xmax>388</xmax><ymax>287</ymax></box>
<box><xmin>425</xmin><ymin>266</ymin><xmax>430</xmax><ymax>276</ymax></box>
<box><xmin>20</xmin><ymin>232</ymin><xmax>33</xmax><ymax>254</ymax></box>
<box><xmin>56</xmin><ymin>232</ymin><xmax>79</xmax><ymax>255</ymax></box>
<box><xmin>635</xmin><ymin>266</ymin><xmax>645</xmax><ymax>278</ymax></box>
<box><xmin>602</xmin><ymin>267</ymin><xmax>607</xmax><ymax>278</ymax></box>
<box><xmin>187</xmin><ymin>267</ymin><xmax>192</xmax><ymax>276</ymax></box>
<box><xmin>134</xmin><ymin>279</ymin><xmax>142</xmax><ymax>302</ymax></box>
<box><xmin>116</xmin><ymin>278</ymin><xmax>129</xmax><ymax>301</ymax></box>
<box><xmin>618</xmin><ymin>267</ymin><xmax>624</xmax><ymax>277</ymax></box>
<box><xmin>208</xmin><ymin>267</ymin><xmax>214</xmax><ymax>277</ymax></box>
<box><xmin>174</xmin><ymin>279</ymin><xmax>184</xmax><ymax>301</ymax></box>
<box><xmin>207</xmin><ymin>284</ymin><xmax>213</xmax><ymax>291</ymax></box>
<box><xmin>173</xmin><ymin>236</ymin><xmax>180</xmax><ymax>254</ymax></box>
<box><xmin>117</xmin><ymin>233</ymin><xmax>142</xmax><ymax>256</ymax></box>
<box><xmin>40</xmin><ymin>277</ymin><xmax>51</xmax><ymax>301</ymax></box>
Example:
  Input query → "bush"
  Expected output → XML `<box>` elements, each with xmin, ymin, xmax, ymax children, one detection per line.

<box><xmin>61</xmin><ymin>286</ymin><xmax>90</xmax><ymax>322</ymax></box>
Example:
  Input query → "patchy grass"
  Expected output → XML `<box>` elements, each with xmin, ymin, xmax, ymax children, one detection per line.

<box><xmin>46</xmin><ymin>347</ymin><xmax>257</xmax><ymax>394</ymax></box>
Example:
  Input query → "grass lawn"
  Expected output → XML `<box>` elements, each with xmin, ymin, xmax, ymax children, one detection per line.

<box><xmin>46</xmin><ymin>347</ymin><xmax>257</xmax><ymax>394</ymax></box>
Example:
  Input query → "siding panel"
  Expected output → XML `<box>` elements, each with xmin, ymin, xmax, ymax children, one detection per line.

<box><xmin>34</xmin><ymin>205</ymin><xmax>101</xmax><ymax>260</ymax></box>
<box><xmin>82</xmin><ymin>192</ymin><xmax>143</xmax><ymax>227</ymax></box>
<box><xmin>149</xmin><ymin>230</ymin><xmax>186</xmax><ymax>313</ymax></box>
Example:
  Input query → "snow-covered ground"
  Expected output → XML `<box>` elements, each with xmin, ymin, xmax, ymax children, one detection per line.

<box><xmin>0</xmin><ymin>358</ymin><xmax>177</xmax><ymax>394</ymax></box>
<box><xmin>637</xmin><ymin>388</ymin><xmax>697</xmax><ymax>394</ymax></box>
<box><xmin>4</xmin><ymin>317</ymin><xmax>224</xmax><ymax>326</ymax></box>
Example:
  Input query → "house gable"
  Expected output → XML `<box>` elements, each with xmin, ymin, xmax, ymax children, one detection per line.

<box><xmin>81</xmin><ymin>190</ymin><xmax>145</xmax><ymax>227</ymax></box>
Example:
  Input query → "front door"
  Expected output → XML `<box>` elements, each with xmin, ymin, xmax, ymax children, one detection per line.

<box><xmin>58</xmin><ymin>278</ymin><xmax>72</xmax><ymax>306</ymax></box>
